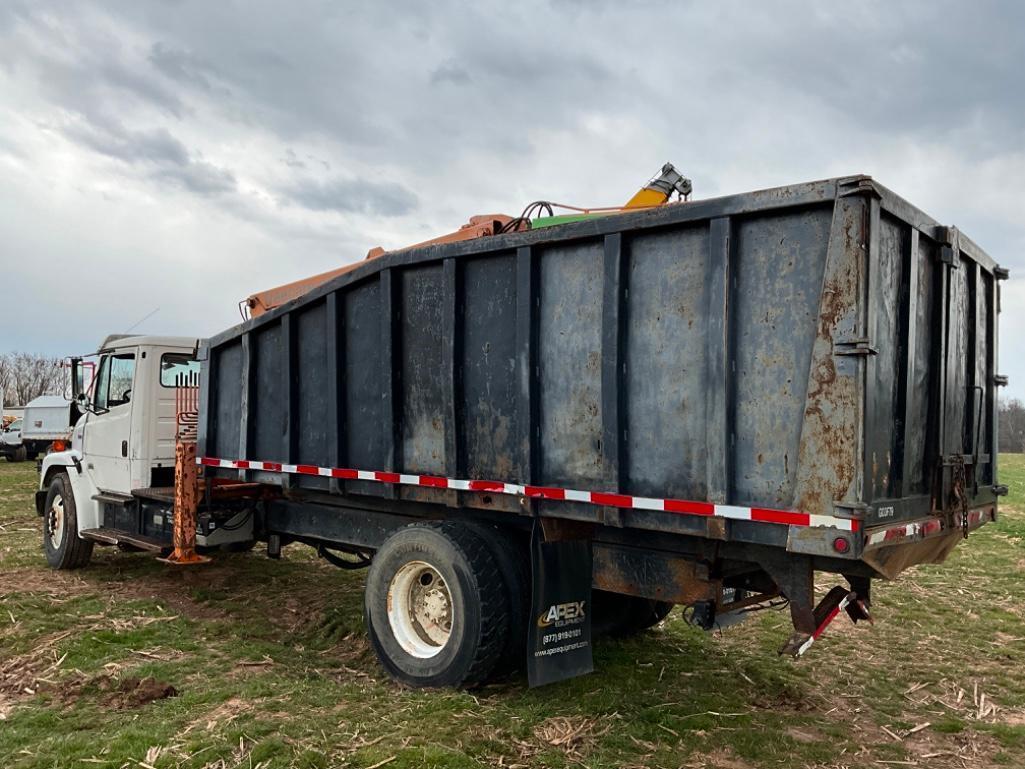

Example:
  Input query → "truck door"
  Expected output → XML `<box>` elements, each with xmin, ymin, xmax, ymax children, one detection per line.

<box><xmin>83</xmin><ymin>351</ymin><xmax>137</xmax><ymax>493</ymax></box>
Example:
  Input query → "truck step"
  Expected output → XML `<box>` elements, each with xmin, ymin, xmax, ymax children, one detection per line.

<box><xmin>92</xmin><ymin>491</ymin><xmax>135</xmax><ymax>506</ymax></box>
<box><xmin>132</xmin><ymin>486</ymin><xmax>175</xmax><ymax>503</ymax></box>
<box><xmin>79</xmin><ymin>528</ymin><xmax>168</xmax><ymax>552</ymax></box>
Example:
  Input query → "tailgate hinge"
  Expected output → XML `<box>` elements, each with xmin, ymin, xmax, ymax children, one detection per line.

<box><xmin>833</xmin><ymin>338</ymin><xmax>878</xmax><ymax>357</ymax></box>
<box><xmin>837</xmin><ymin>176</ymin><xmax>881</xmax><ymax>199</ymax></box>
<box><xmin>937</xmin><ymin>227</ymin><xmax>960</xmax><ymax>268</ymax></box>
<box><xmin>939</xmin><ymin>244</ymin><xmax>960</xmax><ymax>267</ymax></box>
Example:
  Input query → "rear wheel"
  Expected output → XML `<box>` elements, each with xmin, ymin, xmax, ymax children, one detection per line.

<box><xmin>464</xmin><ymin>523</ymin><xmax>530</xmax><ymax>675</ymax></box>
<box><xmin>42</xmin><ymin>473</ymin><xmax>93</xmax><ymax>569</ymax></box>
<box><xmin>364</xmin><ymin>522</ymin><xmax>509</xmax><ymax>688</ymax></box>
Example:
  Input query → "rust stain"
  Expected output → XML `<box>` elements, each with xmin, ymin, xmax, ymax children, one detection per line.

<box><xmin>793</xmin><ymin>203</ymin><xmax>861</xmax><ymax>516</ymax></box>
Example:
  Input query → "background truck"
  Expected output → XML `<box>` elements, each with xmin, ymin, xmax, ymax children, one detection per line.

<box><xmin>1</xmin><ymin>417</ymin><xmax>26</xmax><ymax>462</ymax></box>
<box><xmin>37</xmin><ymin>173</ymin><xmax>1008</xmax><ymax>689</ymax></box>
<box><xmin>21</xmin><ymin>395</ymin><xmax>75</xmax><ymax>459</ymax></box>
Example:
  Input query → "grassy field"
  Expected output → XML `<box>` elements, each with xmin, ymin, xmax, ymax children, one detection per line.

<box><xmin>2</xmin><ymin>459</ymin><xmax>1025</xmax><ymax>768</ymax></box>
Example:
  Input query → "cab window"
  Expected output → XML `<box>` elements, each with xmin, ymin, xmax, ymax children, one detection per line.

<box><xmin>94</xmin><ymin>353</ymin><xmax>136</xmax><ymax>410</ymax></box>
<box><xmin>160</xmin><ymin>353</ymin><xmax>200</xmax><ymax>387</ymax></box>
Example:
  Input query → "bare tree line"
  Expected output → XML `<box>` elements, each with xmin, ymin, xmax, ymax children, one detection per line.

<box><xmin>0</xmin><ymin>352</ymin><xmax>66</xmax><ymax>407</ymax></box>
<box><xmin>1000</xmin><ymin>398</ymin><xmax>1025</xmax><ymax>454</ymax></box>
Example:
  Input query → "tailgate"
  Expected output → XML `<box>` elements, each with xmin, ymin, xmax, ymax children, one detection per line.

<box><xmin>861</xmin><ymin>211</ymin><xmax>1006</xmax><ymax>539</ymax></box>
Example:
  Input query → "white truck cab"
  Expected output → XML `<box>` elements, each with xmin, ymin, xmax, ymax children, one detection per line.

<box><xmin>1</xmin><ymin>417</ymin><xmax>26</xmax><ymax>462</ymax></box>
<box><xmin>36</xmin><ymin>334</ymin><xmax>254</xmax><ymax>568</ymax></box>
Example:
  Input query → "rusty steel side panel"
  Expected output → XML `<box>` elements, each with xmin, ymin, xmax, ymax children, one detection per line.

<box><xmin>732</xmin><ymin>206</ymin><xmax>833</xmax><ymax>508</ymax></box>
<box><xmin>538</xmin><ymin>242</ymin><xmax>603</xmax><ymax>488</ymax></box>
<box><xmin>400</xmin><ymin>265</ymin><xmax>446</xmax><ymax>476</ymax></box>
<box><xmin>623</xmin><ymin>226</ymin><xmax>710</xmax><ymax>500</ymax></box>
<box><xmin>295</xmin><ymin>301</ymin><xmax>330</xmax><ymax>491</ymax></box>
<box><xmin>868</xmin><ymin>214</ymin><xmax>906</xmax><ymax>501</ymax></box>
<box><xmin>344</xmin><ymin>279</ymin><xmax>387</xmax><ymax>498</ymax></box>
<box><xmin>792</xmin><ymin>196</ymin><xmax>864</xmax><ymax>521</ymax></box>
<box><xmin>907</xmin><ymin>236</ymin><xmax>939</xmax><ymax>497</ymax></box>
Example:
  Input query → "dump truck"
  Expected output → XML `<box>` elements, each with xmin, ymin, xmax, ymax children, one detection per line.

<box><xmin>21</xmin><ymin>395</ymin><xmax>78</xmax><ymax>459</ymax></box>
<box><xmin>1</xmin><ymin>417</ymin><xmax>26</xmax><ymax>462</ymax></box>
<box><xmin>37</xmin><ymin>173</ymin><xmax>1008</xmax><ymax>688</ymax></box>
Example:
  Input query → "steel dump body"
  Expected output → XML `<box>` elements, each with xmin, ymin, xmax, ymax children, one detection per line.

<box><xmin>197</xmin><ymin>175</ymin><xmax>1003</xmax><ymax>580</ymax></box>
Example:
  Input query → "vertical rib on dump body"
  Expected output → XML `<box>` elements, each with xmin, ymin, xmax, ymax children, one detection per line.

<box><xmin>197</xmin><ymin>175</ymin><xmax>1005</xmax><ymax>577</ymax></box>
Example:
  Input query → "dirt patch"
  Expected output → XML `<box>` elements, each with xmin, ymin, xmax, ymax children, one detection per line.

<box><xmin>0</xmin><ymin>568</ymin><xmax>91</xmax><ymax>597</ymax></box>
<box><xmin>184</xmin><ymin>696</ymin><xmax>254</xmax><ymax>733</ymax></box>
<box><xmin>692</xmin><ymin>748</ymin><xmax>753</xmax><ymax>769</ymax></box>
<box><xmin>751</xmin><ymin>689</ymin><xmax>818</xmax><ymax>713</ymax></box>
<box><xmin>0</xmin><ymin>563</ymin><xmax>229</xmax><ymax>622</ymax></box>
<box><xmin>49</xmin><ymin>673</ymin><xmax>178</xmax><ymax>710</ymax></box>
<box><xmin>784</xmin><ymin>725</ymin><xmax>824</xmax><ymax>744</ymax></box>
<box><xmin>104</xmin><ymin>676</ymin><xmax>178</xmax><ymax>708</ymax></box>
<box><xmin>99</xmin><ymin>571</ymin><xmax>230</xmax><ymax>622</ymax></box>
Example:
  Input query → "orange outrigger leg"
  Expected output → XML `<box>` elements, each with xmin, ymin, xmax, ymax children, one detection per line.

<box><xmin>160</xmin><ymin>371</ymin><xmax>210</xmax><ymax>565</ymax></box>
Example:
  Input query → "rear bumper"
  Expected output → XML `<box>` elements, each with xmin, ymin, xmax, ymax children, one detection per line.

<box><xmin>864</xmin><ymin>505</ymin><xmax>994</xmax><ymax>550</ymax></box>
<box><xmin>861</xmin><ymin>505</ymin><xmax>995</xmax><ymax>579</ymax></box>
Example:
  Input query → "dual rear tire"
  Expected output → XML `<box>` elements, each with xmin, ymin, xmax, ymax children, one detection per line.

<box><xmin>364</xmin><ymin>521</ymin><xmax>673</xmax><ymax>688</ymax></box>
<box><xmin>364</xmin><ymin>521</ymin><xmax>514</xmax><ymax>688</ymax></box>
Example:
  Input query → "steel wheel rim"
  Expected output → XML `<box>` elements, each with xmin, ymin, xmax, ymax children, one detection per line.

<box><xmin>386</xmin><ymin>560</ymin><xmax>453</xmax><ymax>658</ymax></box>
<box><xmin>48</xmin><ymin>494</ymin><xmax>65</xmax><ymax>549</ymax></box>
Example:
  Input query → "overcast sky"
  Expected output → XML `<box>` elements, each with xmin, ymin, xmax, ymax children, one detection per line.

<box><xmin>0</xmin><ymin>1</ymin><xmax>1022</xmax><ymax>399</ymax></box>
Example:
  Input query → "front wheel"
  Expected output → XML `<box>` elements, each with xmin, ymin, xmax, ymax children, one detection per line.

<box><xmin>42</xmin><ymin>474</ymin><xmax>93</xmax><ymax>569</ymax></box>
<box><xmin>364</xmin><ymin>522</ymin><xmax>509</xmax><ymax>688</ymax></box>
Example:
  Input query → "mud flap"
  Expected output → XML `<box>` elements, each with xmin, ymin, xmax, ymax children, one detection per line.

<box><xmin>526</xmin><ymin>523</ymin><xmax>593</xmax><ymax>687</ymax></box>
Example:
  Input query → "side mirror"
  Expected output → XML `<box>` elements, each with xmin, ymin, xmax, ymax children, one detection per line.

<box><xmin>70</xmin><ymin>357</ymin><xmax>85</xmax><ymax>400</ymax></box>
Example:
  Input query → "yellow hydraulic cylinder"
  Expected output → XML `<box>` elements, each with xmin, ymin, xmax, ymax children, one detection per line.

<box><xmin>623</xmin><ymin>163</ymin><xmax>693</xmax><ymax>209</ymax></box>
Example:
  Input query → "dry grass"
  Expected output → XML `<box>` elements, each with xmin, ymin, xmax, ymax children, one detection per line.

<box><xmin>2</xmin><ymin>457</ymin><xmax>1025</xmax><ymax>767</ymax></box>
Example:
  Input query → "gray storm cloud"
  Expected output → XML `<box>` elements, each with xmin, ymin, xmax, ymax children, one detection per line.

<box><xmin>280</xmin><ymin>177</ymin><xmax>418</xmax><ymax>217</ymax></box>
<box><xmin>0</xmin><ymin>0</ymin><xmax>1021</xmax><ymax>398</ymax></box>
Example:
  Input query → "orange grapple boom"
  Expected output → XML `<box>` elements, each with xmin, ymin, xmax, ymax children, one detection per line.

<box><xmin>244</xmin><ymin>214</ymin><xmax>516</xmax><ymax>318</ymax></box>
<box><xmin>243</xmin><ymin>164</ymin><xmax>690</xmax><ymax>318</ymax></box>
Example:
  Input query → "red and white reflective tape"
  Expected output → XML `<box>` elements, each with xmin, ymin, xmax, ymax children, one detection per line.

<box><xmin>796</xmin><ymin>593</ymin><xmax>852</xmax><ymax>657</ymax></box>
<box><xmin>864</xmin><ymin>507</ymin><xmax>992</xmax><ymax>546</ymax></box>
<box><xmin>197</xmin><ymin>456</ymin><xmax>859</xmax><ymax>533</ymax></box>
